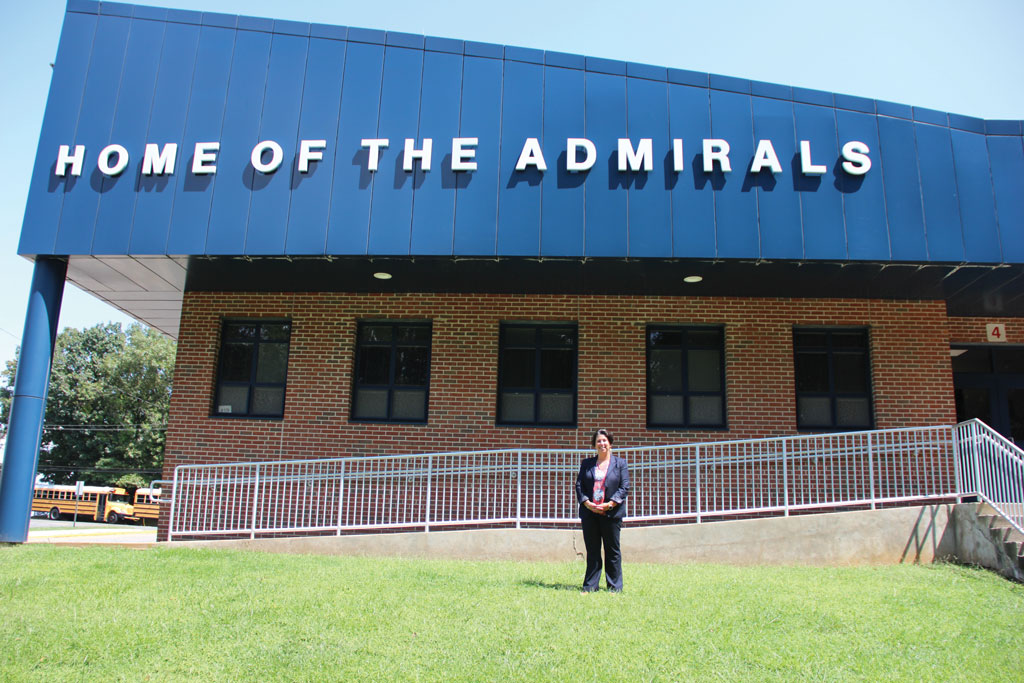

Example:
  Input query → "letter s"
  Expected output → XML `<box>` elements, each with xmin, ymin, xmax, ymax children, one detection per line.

<box><xmin>841</xmin><ymin>141</ymin><xmax>871</xmax><ymax>176</ymax></box>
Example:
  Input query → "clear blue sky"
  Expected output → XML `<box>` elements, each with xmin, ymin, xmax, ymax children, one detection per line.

<box><xmin>1</xmin><ymin>0</ymin><xmax>1022</xmax><ymax>367</ymax></box>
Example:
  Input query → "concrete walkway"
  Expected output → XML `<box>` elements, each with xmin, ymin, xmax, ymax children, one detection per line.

<box><xmin>26</xmin><ymin>519</ymin><xmax>157</xmax><ymax>545</ymax></box>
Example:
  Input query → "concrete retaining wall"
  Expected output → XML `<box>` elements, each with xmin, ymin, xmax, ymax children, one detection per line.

<box><xmin>173</xmin><ymin>504</ymin><xmax>961</xmax><ymax>567</ymax></box>
<box><xmin>945</xmin><ymin>504</ymin><xmax>1024</xmax><ymax>582</ymax></box>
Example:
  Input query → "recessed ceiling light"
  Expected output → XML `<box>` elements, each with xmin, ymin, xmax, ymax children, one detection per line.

<box><xmin>683</xmin><ymin>275</ymin><xmax>703</xmax><ymax>284</ymax></box>
<box><xmin>373</xmin><ymin>272</ymin><xmax>392</xmax><ymax>280</ymax></box>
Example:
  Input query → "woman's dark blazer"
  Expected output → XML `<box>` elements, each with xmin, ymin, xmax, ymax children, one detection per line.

<box><xmin>575</xmin><ymin>455</ymin><xmax>631</xmax><ymax>520</ymax></box>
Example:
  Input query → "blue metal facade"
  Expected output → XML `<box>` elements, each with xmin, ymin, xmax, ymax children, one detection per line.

<box><xmin>19</xmin><ymin>1</ymin><xmax>1024</xmax><ymax>265</ymax></box>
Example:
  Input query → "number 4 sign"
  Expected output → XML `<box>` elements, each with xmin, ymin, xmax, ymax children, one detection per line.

<box><xmin>986</xmin><ymin>323</ymin><xmax>1007</xmax><ymax>342</ymax></box>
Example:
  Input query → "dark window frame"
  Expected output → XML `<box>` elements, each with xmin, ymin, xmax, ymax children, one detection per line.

<box><xmin>645</xmin><ymin>325</ymin><xmax>728</xmax><ymax>429</ymax></box>
<box><xmin>496</xmin><ymin>322</ymin><xmax>578</xmax><ymax>427</ymax></box>
<box><xmin>212</xmin><ymin>319</ymin><xmax>292</xmax><ymax>419</ymax></box>
<box><xmin>350</xmin><ymin>320</ymin><xmax>433</xmax><ymax>424</ymax></box>
<box><xmin>793</xmin><ymin>327</ymin><xmax>874</xmax><ymax>431</ymax></box>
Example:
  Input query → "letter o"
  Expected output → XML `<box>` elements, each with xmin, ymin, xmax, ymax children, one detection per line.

<box><xmin>97</xmin><ymin>144</ymin><xmax>129</xmax><ymax>176</ymax></box>
<box><xmin>251</xmin><ymin>140</ymin><xmax>284</xmax><ymax>173</ymax></box>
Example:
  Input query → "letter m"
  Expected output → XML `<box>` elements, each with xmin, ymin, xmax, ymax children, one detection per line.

<box><xmin>617</xmin><ymin>138</ymin><xmax>653</xmax><ymax>172</ymax></box>
<box><xmin>142</xmin><ymin>143</ymin><xmax>178</xmax><ymax>175</ymax></box>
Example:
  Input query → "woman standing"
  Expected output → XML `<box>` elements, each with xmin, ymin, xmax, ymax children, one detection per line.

<box><xmin>575</xmin><ymin>428</ymin><xmax>632</xmax><ymax>592</ymax></box>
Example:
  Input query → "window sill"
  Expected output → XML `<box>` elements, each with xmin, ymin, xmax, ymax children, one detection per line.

<box><xmin>209</xmin><ymin>413</ymin><xmax>284</xmax><ymax>421</ymax></box>
<box><xmin>495</xmin><ymin>422</ymin><xmax>577</xmax><ymax>428</ymax></box>
<box><xmin>796</xmin><ymin>425</ymin><xmax>874</xmax><ymax>433</ymax></box>
<box><xmin>646</xmin><ymin>424</ymin><xmax>730</xmax><ymax>431</ymax></box>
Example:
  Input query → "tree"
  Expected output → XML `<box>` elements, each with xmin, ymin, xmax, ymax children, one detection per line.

<box><xmin>0</xmin><ymin>323</ymin><xmax>175</xmax><ymax>486</ymax></box>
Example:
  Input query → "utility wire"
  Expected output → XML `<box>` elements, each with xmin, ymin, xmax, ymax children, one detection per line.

<box><xmin>43</xmin><ymin>423</ymin><xmax>166</xmax><ymax>427</ymax></box>
<box><xmin>41</xmin><ymin>424</ymin><xmax>167</xmax><ymax>431</ymax></box>
<box><xmin>39</xmin><ymin>466</ymin><xmax>161</xmax><ymax>474</ymax></box>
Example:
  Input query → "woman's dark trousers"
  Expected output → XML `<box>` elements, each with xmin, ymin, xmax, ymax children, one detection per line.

<box><xmin>581</xmin><ymin>511</ymin><xmax>622</xmax><ymax>591</ymax></box>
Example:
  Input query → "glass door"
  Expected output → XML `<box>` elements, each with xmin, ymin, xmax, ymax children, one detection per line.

<box><xmin>953</xmin><ymin>345</ymin><xmax>1024</xmax><ymax>443</ymax></box>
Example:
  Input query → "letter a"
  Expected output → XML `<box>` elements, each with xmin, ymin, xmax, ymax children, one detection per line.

<box><xmin>515</xmin><ymin>138</ymin><xmax>547</xmax><ymax>171</ymax></box>
<box><xmin>750</xmin><ymin>140</ymin><xmax>782</xmax><ymax>174</ymax></box>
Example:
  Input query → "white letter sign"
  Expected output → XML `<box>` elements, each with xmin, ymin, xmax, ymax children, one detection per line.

<box><xmin>451</xmin><ymin>138</ymin><xmax>478</xmax><ymax>171</ymax></box>
<box><xmin>56</xmin><ymin>144</ymin><xmax>85</xmax><ymax>177</ymax></box>
<box><xmin>672</xmin><ymin>139</ymin><xmax>685</xmax><ymax>173</ymax></box>
<box><xmin>192</xmin><ymin>142</ymin><xmax>220</xmax><ymax>175</ymax></box>
<box><xmin>403</xmin><ymin>138</ymin><xmax>433</xmax><ymax>171</ymax></box>
<box><xmin>703</xmin><ymin>139</ymin><xmax>731</xmax><ymax>172</ymax></box>
<box><xmin>97</xmin><ymin>144</ymin><xmax>129</xmax><ymax>176</ymax></box>
<box><xmin>800</xmin><ymin>140</ymin><xmax>827</xmax><ymax>175</ymax></box>
<box><xmin>841</xmin><ymin>141</ymin><xmax>871</xmax><ymax>175</ymax></box>
<box><xmin>566</xmin><ymin>138</ymin><xmax>596</xmax><ymax>172</ymax></box>
<box><xmin>251</xmin><ymin>140</ymin><xmax>283</xmax><ymax>173</ymax></box>
<box><xmin>361</xmin><ymin>138</ymin><xmax>389</xmax><ymax>172</ymax></box>
<box><xmin>142</xmin><ymin>143</ymin><xmax>177</xmax><ymax>175</ymax></box>
<box><xmin>617</xmin><ymin>138</ymin><xmax>653</xmax><ymax>172</ymax></box>
<box><xmin>52</xmin><ymin>132</ymin><xmax>881</xmax><ymax>184</ymax></box>
<box><xmin>298</xmin><ymin>139</ymin><xmax>326</xmax><ymax>173</ymax></box>
<box><xmin>750</xmin><ymin>139</ymin><xmax>782</xmax><ymax>174</ymax></box>
<box><xmin>515</xmin><ymin>138</ymin><xmax>547</xmax><ymax>171</ymax></box>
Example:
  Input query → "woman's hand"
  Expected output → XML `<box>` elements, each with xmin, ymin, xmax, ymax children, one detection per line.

<box><xmin>584</xmin><ymin>500</ymin><xmax>616</xmax><ymax>514</ymax></box>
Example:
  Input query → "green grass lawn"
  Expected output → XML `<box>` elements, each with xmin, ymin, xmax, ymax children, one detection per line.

<box><xmin>1</xmin><ymin>545</ymin><xmax>1021</xmax><ymax>681</ymax></box>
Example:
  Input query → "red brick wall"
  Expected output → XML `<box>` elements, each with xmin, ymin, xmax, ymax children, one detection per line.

<box><xmin>948</xmin><ymin>316</ymin><xmax>1024</xmax><ymax>345</ymax></box>
<box><xmin>157</xmin><ymin>293</ymin><xmax>960</xmax><ymax>539</ymax></box>
<box><xmin>163</xmin><ymin>293</ymin><xmax>957</xmax><ymax>473</ymax></box>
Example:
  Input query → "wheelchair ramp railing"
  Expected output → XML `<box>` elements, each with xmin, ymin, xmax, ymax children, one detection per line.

<box><xmin>954</xmin><ymin>419</ymin><xmax>1024</xmax><ymax>535</ymax></box>
<box><xmin>166</xmin><ymin>423</ymin><xmax>974</xmax><ymax>540</ymax></box>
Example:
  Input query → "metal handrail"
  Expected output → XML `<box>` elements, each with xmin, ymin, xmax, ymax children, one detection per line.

<box><xmin>953</xmin><ymin>419</ymin><xmax>1024</xmax><ymax>536</ymax></box>
<box><xmin>164</xmin><ymin>421</ymin><xmax>989</xmax><ymax>540</ymax></box>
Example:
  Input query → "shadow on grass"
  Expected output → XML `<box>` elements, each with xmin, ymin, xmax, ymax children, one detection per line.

<box><xmin>519</xmin><ymin>579</ymin><xmax>581</xmax><ymax>591</ymax></box>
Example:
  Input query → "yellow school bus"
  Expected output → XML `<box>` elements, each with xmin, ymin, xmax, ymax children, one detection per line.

<box><xmin>132</xmin><ymin>487</ymin><xmax>162</xmax><ymax>523</ymax></box>
<box><xmin>32</xmin><ymin>485</ymin><xmax>135</xmax><ymax>523</ymax></box>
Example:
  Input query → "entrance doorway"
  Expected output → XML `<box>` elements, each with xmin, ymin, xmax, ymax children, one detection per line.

<box><xmin>952</xmin><ymin>345</ymin><xmax>1024</xmax><ymax>443</ymax></box>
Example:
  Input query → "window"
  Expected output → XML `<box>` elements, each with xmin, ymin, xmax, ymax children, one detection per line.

<box><xmin>352</xmin><ymin>322</ymin><xmax>432</xmax><ymax>422</ymax></box>
<box><xmin>214</xmin><ymin>320</ymin><xmax>291</xmax><ymax>418</ymax></box>
<box><xmin>646</xmin><ymin>326</ymin><xmax>726</xmax><ymax>428</ymax></box>
<box><xmin>794</xmin><ymin>328</ymin><xmax>873</xmax><ymax>430</ymax></box>
<box><xmin>497</xmin><ymin>323</ymin><xmax>577</xmax><ymax>426</ymax></box>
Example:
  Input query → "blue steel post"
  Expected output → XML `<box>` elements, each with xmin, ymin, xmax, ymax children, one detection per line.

<box><xmin>0</xmin><ymin>257</ymin><xmax>67</xmax><ymax>543</ymax></box>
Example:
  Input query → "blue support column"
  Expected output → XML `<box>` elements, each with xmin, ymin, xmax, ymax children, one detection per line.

<box><xmin>0</xmin><ymin>257</ymin><xmax>66</xmax><ymax>543</ymax></box>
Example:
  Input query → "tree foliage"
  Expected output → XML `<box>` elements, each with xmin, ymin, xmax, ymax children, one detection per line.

<box><xmin>0</xmin><ymin>323</ymin><xmax>175</xmax><ymax>485</ymax></box>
